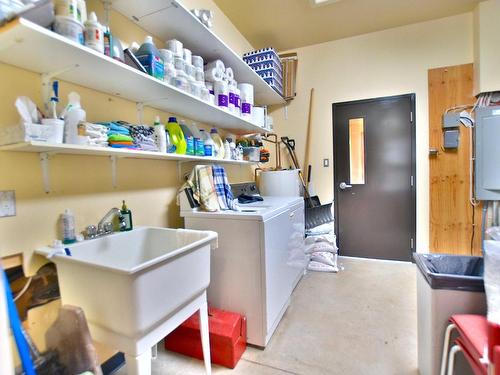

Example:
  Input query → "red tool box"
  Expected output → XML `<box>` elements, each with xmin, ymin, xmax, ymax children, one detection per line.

<box><xmin>164</xmin><ymin>307</ymin><xmax>247</xmax><ymax>369</ymax></box>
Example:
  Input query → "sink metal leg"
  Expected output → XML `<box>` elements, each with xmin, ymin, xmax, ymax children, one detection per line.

<box><xmin>199</xmin><ymin>302</ymin><xmax>212</xmax><ymax>375</ymax></box>
<box><xmin>125</xmin><ymin>350</ymin><xmax>151</xmax><ymax>375</ymax></box>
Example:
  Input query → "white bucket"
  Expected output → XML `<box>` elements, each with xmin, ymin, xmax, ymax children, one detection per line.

<box><xmin>258</xmin><ymin>169</ymin><xmax>301</xmax><ymax>197</ymax></box>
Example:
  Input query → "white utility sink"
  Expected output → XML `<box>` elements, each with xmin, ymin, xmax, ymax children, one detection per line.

<box><xmin>36</xmin><ymin>227</ymin><xmax>217</xmax><ymax>375</ymax></box>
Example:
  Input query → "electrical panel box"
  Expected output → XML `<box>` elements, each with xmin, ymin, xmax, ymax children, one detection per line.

<box><xmin>443</xmin><ymin>129</ymin><xmax>460</xmax><ymax>149</ymax></box>
<box><xmin>443</xmin><ymin>112</ymin><xmax>461</xmax><ymax>128</ymax></box>
<box><xmin>475</xmin><ymin>106</ymin><xmax>500</xmax><ymax>200</ymax></box>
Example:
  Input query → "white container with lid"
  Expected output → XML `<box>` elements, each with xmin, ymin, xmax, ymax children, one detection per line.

<box><xmin>54</xmin><ymin>16</ymin><xmax>84</xmax><ymax>45</ymax></box>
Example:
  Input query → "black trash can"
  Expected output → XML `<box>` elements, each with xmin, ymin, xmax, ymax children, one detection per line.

<box><xmin>414</xmin><ymin>253</ymin><xmax>486</xmax><ymax>375</ymax></box>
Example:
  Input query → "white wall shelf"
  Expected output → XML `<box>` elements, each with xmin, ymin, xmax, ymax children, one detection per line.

<box><xmin>0</xmin><ymin>18</ymin><xmax>267</xmax><ymax>135</ymax></box>
<box><xmin>112</xmin><ymin>0</ymin><xmax>285</xmax><ymax>106</ymax></box>
<box><xmin>0</xmin><ymin>141</ymin><xmax>255</xmax><ymax>192</ymax></box>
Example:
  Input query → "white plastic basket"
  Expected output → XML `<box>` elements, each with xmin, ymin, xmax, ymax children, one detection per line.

<box><xmin>0</xmin><ymin>122</ymin><xmax>64</xmax><ymax>145</ymax></box>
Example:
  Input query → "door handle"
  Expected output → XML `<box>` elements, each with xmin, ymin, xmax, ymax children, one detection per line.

<box><xmin>339</xmin><ymin>182</ymin><xmax>352</xmax><ymax>190</ymax></box>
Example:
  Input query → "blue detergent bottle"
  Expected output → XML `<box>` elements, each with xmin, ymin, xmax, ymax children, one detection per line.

<box><xmin>134</xmin><ymin>36</ymin><xmax>164</xmax><ymax>81</ymax></box>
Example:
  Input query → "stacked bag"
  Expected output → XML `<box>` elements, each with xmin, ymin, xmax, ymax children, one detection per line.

<box><xmin>305</xmin><ymin>223</ymin><xmax>340</xmax><ymax>273</ymax></box>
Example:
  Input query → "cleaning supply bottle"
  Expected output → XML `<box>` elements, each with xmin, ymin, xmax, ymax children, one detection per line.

<box><xmin>165</xmin><ymin>130</ymin><xmax>176</xmax><ymax>153</ymax></box>
<box><xmin>103</xmin><ymin>26</ymin><xmax>112</xmax><ymax>57</ymax></box>
<box><xmin>76</xmin><ymin>0</ymin><xmax>87</xmax><ymax>23</ymax></box>
<box><xmin>84</xmin><ymin>12</ymin><xmax>104</xmax><ymax>54</ymax></box>
<box><xmin>134</xmin><ymin>36</ymin><xmax>164</xmax><ymax>81</ymax></box>
<box><xmin>200</xmin><ymin>129</ymin><xmax>215</xmax><ymax>157</ymax></box>
<box><xmin>153</xmin><ymin>116</ymin><xmax>166</xmax><ymax>152</ymax></box>
<box><xmin>188</xmin><ymin>122</ymin><xmax>204</xmax><ymax>156</ymax></box>
<box><xmin>223</xmin><ymin>139</ymin><xmax>231</xmax><ymax>160</ymax></box>
<box><xmin>210</xmin><ymin>128</ymin><xmax>224</xmax><ymax>159</ymax></box>
<box><xmin>166</xmin><ymin>117</ymin><xmax>187</xmax><ymax>154</ymax></box>
<box><xmin>62</xmin><ymin>92</ymin><xmax>86</xmax><ymax>144</ymax></box>
<box><xmin>237</xmin><ymin>143</ymin><xmax>243</xmax><ymax>161</ymax></box>
<box><xmin>61</xmin><ymin>209</ymin><xmax>76</xmax><ymax>244</ymax></box>
<box><xmin>228</xmin><ymin>138</ymin><xmax>236</xmax><ymax>160</ymax></box>
<box><xmin>179</xmin><ymin>119</ymin><xmax>195</xmax><ymax>155</ymax></box>
<box><xmin>120</xmin><ymin>200</ymin><xmax>133</xmax><ymax>231</ymax></box>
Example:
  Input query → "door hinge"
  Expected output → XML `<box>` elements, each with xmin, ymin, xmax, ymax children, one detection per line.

<box><xmin>410</xmin><ymin>175</ymin><xmax>414</xmax><ymax>187</ymax></box>
<box><xmin>410</xmin><ymin>238</ymin><xmax>414</xmax><ymax>250</ymax></box>
<box><xmin>410</xmin><ymin>111</ymin><xmax>414</xmax><ymax>123</ymax></box>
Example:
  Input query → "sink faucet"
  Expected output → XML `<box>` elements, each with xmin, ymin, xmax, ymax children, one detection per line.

<box><xmin>84</xmin><ymin>208</ymin><xmax>126</xmax><ymax>239</ymax></box>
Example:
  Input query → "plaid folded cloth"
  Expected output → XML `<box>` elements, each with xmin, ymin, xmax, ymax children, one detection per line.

<box><xmin>182</xmin><ymin>165</ymin><xmax>219</xmax><ymax>211</ymax></box>
<box><xmin>212</xmin><ymin>165</ymin><xmax>235</xmax><ymax>210</ymax></box>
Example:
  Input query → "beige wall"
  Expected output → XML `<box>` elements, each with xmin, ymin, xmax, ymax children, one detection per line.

<box><xmin>271</xmin><ymin>13</ymin><xmax>474</xmax><ymax>252</ymax></box>
<box><xmin>0</xmin><ymin>0</ymin><xmax>253</xmax><ymax>275</ymax></box>
<box><xmin>473</xmin><ymin>0</ymin><xmax>500</xmax><ymax>95</ymax></box>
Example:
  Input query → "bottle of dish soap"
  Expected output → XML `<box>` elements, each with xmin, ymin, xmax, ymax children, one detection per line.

<box><xmin>61</xmin><ymin>209</ymin><xmax>76</xmax><ymax>244</ymax></box>
<box><xmin>120</xmin><ymin>200</ymin><xmax>133</xmax><ymax>231</ymax></box>
<box><xmin>134</xmin><ymin>35</ymin><xmax>164</xmax><ymax>81</ymax></box>
<box><xmin>166</xmin><ymin>117</ymin><xmax>187</xmax><ymax>154</ymax></box>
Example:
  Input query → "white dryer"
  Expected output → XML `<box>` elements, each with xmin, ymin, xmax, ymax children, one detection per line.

<box><xmin>180</xmin><ymin>182</ymin><xmax>306</xmax><ymax>347</ymax></box>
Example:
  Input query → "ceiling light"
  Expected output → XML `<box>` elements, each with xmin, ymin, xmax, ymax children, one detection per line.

<box><xmin>310</xmin><ymin>0</ymin><xmax>343</xmax><ymax>7</ymax></box>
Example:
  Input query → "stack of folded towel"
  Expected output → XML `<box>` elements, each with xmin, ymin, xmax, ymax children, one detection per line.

<box><xmin>101</xmin><ymin>122</ymin><xmax>136</xmax><ymax>149</ymax></box>
<box><xmin>77</xmin><ymin>122</ymin><xmax>108</xmax><ymax>147</ymax></box>
<box><xmin>180</xmin><ymin>165</ymin><xmax>236</xmax><ymax>212</ymax></box>
<box><xmin>129</xmin><ymin>125</ymin><xmax>158</xmax><ymax>152</ymax></box>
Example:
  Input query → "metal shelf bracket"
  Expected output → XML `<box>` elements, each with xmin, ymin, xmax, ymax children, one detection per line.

<box><xmin>39</xmin><ymin>152</ymin><xmax>51</xmax><ymax>193</ymax></box>
<box><xmin>110</xmin><ymin>155</ymin><xmax>118</xmax><ymax>188</ymax></box>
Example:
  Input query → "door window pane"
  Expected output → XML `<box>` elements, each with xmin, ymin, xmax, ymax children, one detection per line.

<box><xmin>349</xmin><ymin>118</ymin><xmax>365</xmax><ymax>184</ymax></box>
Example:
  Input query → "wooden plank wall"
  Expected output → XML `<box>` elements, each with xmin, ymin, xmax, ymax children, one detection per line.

<box><xmin>429</xmin><ymin>64</ymin><xmax>482</xmax><ymax>256</ymax></box>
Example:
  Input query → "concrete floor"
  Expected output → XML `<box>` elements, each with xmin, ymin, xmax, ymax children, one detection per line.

<box><xmin>116</xmin><ymin>257</ymin><xmax>418</xmax><ymax>375</ymax></box>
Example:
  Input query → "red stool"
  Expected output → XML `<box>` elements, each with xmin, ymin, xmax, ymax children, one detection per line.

<box><xmin>441</xmin><ymin>315</ymin><xmax>500</xmax><ymax>375</ymax></box>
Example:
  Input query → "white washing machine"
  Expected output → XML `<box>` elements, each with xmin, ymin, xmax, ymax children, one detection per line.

<box><xmin>180</xmin><ymin>182</ymin><xmax>306</xmax><ymax>347</ymax></box>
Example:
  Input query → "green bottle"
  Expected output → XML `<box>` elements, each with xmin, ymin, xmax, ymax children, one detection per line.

<box><xmin>121</xmin><ymin>200</ymin><xmax>133</xmax><ymax>231</ymax></box>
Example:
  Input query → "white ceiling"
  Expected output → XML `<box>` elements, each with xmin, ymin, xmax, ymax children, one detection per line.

<box><xmin>213</xmin><ymin>0</ymin><xmax>482</xmax><ymax>51</ymax></box>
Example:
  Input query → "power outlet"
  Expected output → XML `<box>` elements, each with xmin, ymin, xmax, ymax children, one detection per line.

<box><xmin>0</xmin><ymin>191</ymin><xmax>16</xmax><ymax>217</ymax></box>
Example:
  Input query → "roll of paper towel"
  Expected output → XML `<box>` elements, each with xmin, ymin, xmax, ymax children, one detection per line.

<box><xmin>214</xmin><ymin>80</ymin><xmax>229</xmax><ymax>109</ymax></box>
<box><xmin>259</xmin><ymin>170</ymin><xmax>301</xmax><ymax>197</ymax></box>
<box><xmin>205</xmin><ymin>59</ymin><xmax>225</xmax><ymax>73</ymax></box>
<box><xmin>238</xmin><ymin>83</ymin><xmax>254</xmax><ymax>117</ymax></box>
<box><xmin>166</xmin><ymin>39</ymin><xmax>183</xmax><ymax>58</ymax></box>
<box><xmin>205</xmin><ymin>67</ymin><xmax>223</xmax><ymax>82</ymax></box>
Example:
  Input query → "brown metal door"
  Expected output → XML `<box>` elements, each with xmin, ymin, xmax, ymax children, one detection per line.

<box><xmin>333</xmin><ymin>95</ymin><xmax>416</xmax><ymax>261</ymax></box>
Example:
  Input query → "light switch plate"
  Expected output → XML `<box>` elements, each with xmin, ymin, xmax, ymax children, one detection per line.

<box><xmin>323</xmin><ymin>158</ymin><xmax>329</xmax><ymax>167</ymax></box>
<box><xmin>0</xmin><ymin>191</ymin><xmax>16</xmax><ymax>217</ymax></box>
